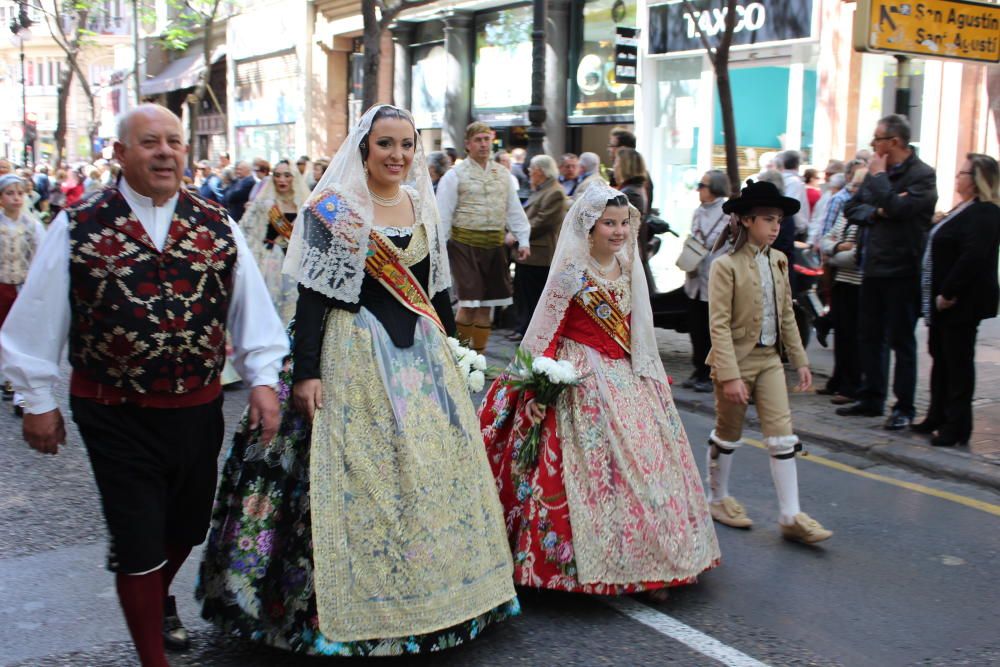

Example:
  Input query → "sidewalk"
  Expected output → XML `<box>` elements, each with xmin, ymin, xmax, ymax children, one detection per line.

<box><xmin>480</xmin><ymin>321</ymin><xmax>1000</xmax><ymax>493</ymax></box>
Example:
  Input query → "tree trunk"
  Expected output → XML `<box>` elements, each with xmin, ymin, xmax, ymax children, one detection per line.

<box><xmin>716</xmin><ymin>64</ymin><xmax>739</xmax><ymax>195</ymax></box>
<box><xmin>187</xmin><ymin>0</ymin><xmax>222</xmax><ymax>167</ymax></box>
<box><xmin>54</xmin><ymin>66</ymin><xmax>75</xmax><ymax>166</ymax></box>
<box><xmin>361</xmin><ymin>0</ymin><xmax>380</xmax><ymax>111</ymax></box>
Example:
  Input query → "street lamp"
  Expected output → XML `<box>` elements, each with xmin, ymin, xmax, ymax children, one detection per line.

<box><xmin>525</xmin><ymin>0</ymin><xmax>546</xmax><ymax>162</ymax></box>
<box><xmin>9</xmin><ymin>2</ymin><xmax>33</xmax><ymax>167</ymax></box>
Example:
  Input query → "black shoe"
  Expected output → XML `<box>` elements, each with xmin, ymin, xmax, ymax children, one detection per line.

<box><xmin>692</xmin><ymin>379</ymin><xmax>714</xmax><ymax>393</ymax></box>
<box><xmin>931</xmin><ymin>433</ymin><xmax>968</xmax><ymax>447</ymax></box>
<box><xmin>816</xmin><ymin>386</ymin><xmax>837</xmax><ymax>396</ymax></box>
<box><xmin>13</xmin><ymin>405</ymin><xmax>23</xmax><ymax>418</ymax></box>
<box><xmin>815</xmin><ymin>317</ymin><xmax>831</xmax><ymax>348</ymax></box>
<box><xmin>681</xmin><ymin>372</ymin><xmax>699</xmax><ymax>389</ymax></box>
<box><xmin>910</xmin><ymin>419</ymin><xmax>940</xmax><ymax>435</ymax></box>
<box><xmin>884</xmin><ymin>412</ymin><xmax>913</xmax><ymax>431</ymax></box>
<box><xmin>836</xmin><ymin>402</ymin><xmax>882</xmax><ymax>417</ymax></box>
<box><xmin>2</xmin><ymin>382</ymin><xmax>12</xmax><ymax>402</ymax></box>
<box><xmin>163</xmin><ymin>595</ymin><xmax>190</xmax><ymax>651</ymax></box>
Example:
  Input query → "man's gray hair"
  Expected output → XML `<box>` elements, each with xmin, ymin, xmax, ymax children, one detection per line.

<box><xmin>557</xmin><ymin>153</ymin><xmax>578</xmax><ymax>166</ymax></box>
<box><xmin>704</xmin><ymin>169</ymin><xmax>730</xmax><ymax>198</ymax></box>
<box><xmin>756</xmin><ymin>169</ymin><xmax>785</xmax><ymax>194</ymax></box>
<box><xmin>115</xmin><ymin>103</ymin><xmax>183</xmax><ymax>145</ymax></box>
<box><xmin>777</xmin><ymin>150</ymin><xmax>800</xmax><ymax>172</ymax></box>
<box><xmin>827</xmin><ymin>173</ymin><xmax>846</xmax><ymax>191</ymax></box>
<box><xmin>530</xmin><ymin>154</ymin><xmax>559</xmax><ymax>180</ymax></box>
<box><xmin>427</xmin><ymin>151</ymin><xmax>450</xmax><ymax>176</ymax></box>
<box><xmin>877</xmin><ymin>113</ymin><xmax>911</xmax><ymax>145</ymax></box>
<box><xmin>579</xmin><ymin>152</ymin><xmax>600</xmax><ymax>173</ymax></box>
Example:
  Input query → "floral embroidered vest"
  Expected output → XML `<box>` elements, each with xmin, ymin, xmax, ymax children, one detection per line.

<box><xmin>0</xmin><ymin>213</ymin><xmax>38</xmax><ymax>285</ymax></box>
<box><xmin>452</xmin><ymin>159</ymin><xmax>511</xmax><ymax>231</ymax></box>
<box><xmin>66</xmin><ymin>188</ymin><xmax>236</xmax><ymax>396</ymax></box>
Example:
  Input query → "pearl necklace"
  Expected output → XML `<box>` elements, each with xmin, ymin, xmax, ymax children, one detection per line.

<box><xmin>368</xmin><ymin>187</ymin><xmax>404</xmax><ymax>207</ymax></box>
<box><xmin>589</xmin><ymin>255</ymin><xmax>618</xmax><ymax>278</ymax></box>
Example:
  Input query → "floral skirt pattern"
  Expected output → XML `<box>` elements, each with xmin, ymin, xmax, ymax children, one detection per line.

<box><xmin>196</xmin><ymin>320</ymin><xmax>519</xmax><ymax>656</ymax></box>
<box><xmin>479</xmin><ymin>339</ymin><xmax>720</xmax><ymax>594</ymax></box>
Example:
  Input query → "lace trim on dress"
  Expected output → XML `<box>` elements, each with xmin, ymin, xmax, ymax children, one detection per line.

<box><xmin>376</xmin><ymin>225</ymin><xmax>415</xmax><ymax>238</ymax></box>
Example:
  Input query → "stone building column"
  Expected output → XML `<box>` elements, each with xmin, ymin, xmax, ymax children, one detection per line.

<box><xmin>443</xmin><ymin>11</ymin><xmax>473</xmax><ymax>153</ymax></box>
<box><xmin>391</xmin><ymin>21</ymin><xmax>416</xmax><ymax>110</ymax></box>
<box><xmin>543</xmin><ymin>0</ymin><xmax>571</xmax><ymax>159</ymax></box>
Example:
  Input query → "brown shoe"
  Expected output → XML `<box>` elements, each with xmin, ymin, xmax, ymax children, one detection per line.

<box><xmin>709</xmin><ymin>497</ymin><xmax>753</xmax><ymax>528</ymax></box>
<box><xmin>830</xmin><ymin>394</ymin><xmax>854</xmax><ymax>405</ymax></box>
<box><xmin>780</xmin><ymin>513</ymin><xmax>833</xmax><ymax>544</ymax></box>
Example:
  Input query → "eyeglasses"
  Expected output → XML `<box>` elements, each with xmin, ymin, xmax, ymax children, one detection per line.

<box><xmin>696</xmin><ymin>183</ymin><xmax>709</xmax><ymax>189</ymax></box>
<box><xmin>872</xmin><ymin>135</ymin><xmax>896</xmax><ymax>143</ymax></box>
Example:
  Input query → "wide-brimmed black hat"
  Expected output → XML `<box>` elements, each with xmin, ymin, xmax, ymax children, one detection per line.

<box><xmin>722</xmin><ymin>179</ymin><xmax>800</xmax><ymax>216</ymax></box>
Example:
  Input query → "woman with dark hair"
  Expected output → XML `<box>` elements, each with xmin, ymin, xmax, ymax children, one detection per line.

<box><xmin>914</xmin><ymin>153</ymin><xmax>1000</xmax><ymax>447</ymax></box>
<box><xmin>614</xmin><ymin>147</ymin><xmax>656</xmax><ymax>290</ymax></box>
<box><xmin>198</xmin><ymin>105</ymin><xmax>518</xmax><ymax>655</ymax></box>
<box><xmin>683</xmin><ymin>170</ymin><xmax>729</xmax><ymax>392</ymax></box>
<box><xmin>803</xmin><ymin>167</ymin><xmax>822</xmax><ymax>215</ymax></box>
<box><xmin>480</xmin><ymin>182</ymin><xmax>719</xmax><ymax>599</ymax></box>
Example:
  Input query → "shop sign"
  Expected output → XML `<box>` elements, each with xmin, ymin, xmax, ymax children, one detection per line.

<box><xmin>648</xmin><ymin>0</ymin><xmax>815</xmax><ymax>55</ymax></box>
<box><xmin>854</xmin><ymin>0</ymin><xmax>1000</xmax><ymax>64</ymax></box>
<box><xmin>615</xmin><ymin>27</ymin><xmax>640</xmax><ymax>84</ymax></box>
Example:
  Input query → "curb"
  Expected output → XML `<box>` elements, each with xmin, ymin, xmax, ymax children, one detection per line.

<box><xmin>670</xmin><ymin>393</ymin><xmax>1000</xmax><ymax>494</ymax></box>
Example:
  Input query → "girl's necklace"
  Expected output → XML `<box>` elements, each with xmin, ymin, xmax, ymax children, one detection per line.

<box><xmin>369</xmin><ymin>187</ymin><xmax>404</xmax><ymax>207</ymax></box>
<box><xmin>589</xmin><ymin>255</ymin><xmax>618</xmax><ymax>277</ymax></box>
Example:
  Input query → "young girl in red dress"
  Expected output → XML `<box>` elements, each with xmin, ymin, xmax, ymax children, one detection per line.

<box><xmin>480</xmin><ymin>182</ymin><xmax>719</xmax><ymax>598</ymax></box>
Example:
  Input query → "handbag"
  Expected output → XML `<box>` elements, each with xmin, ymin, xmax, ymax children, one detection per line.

<box><xmin>676</xmin><ymin>213</ymin><xmax>725</xmax><ymax>272</ymax></box>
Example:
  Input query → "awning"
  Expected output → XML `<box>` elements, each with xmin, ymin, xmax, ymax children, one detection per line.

<box><xmin>141</xmin><ymin>46</ymin><xmax>225</xmax><ymax>96</ymax></box>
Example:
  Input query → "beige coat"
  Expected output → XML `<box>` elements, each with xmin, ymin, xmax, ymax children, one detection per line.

<box><xmin>706</xmin><ymin>243</ymin><xmax>809</xmax><ymax>382</ymax></box>
<box><xmin>519</xmin><ymin>178</ymin><xmax>568</xmax><ymax>267</ymax></box>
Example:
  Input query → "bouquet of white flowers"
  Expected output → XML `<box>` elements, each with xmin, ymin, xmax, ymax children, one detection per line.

<box><xmin>504</xmin><ymin>348</ymin><xmax>584</xmax><ymax>468</ymax></box>
<box><xmin>446</xmin><ymin>337</ymin><xmax>488</xmax><ymax>392</ymax></box>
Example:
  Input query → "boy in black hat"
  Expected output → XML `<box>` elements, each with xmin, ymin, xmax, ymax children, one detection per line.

<box><xmin>704</xmin><ymin>180</ymin><xmax>832</xmax><ymax>544</ymax></box>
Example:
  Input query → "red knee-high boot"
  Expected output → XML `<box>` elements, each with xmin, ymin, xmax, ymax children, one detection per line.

<box><xmin>116</xmin><ymin>571</ymin><xmax>169</xmax><ymax>667</ymax></box>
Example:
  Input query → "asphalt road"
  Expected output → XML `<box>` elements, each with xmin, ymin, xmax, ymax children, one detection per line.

<box><xmin>1</xmin><ymin>380</ymin><xmax>999</xmax><ymax>667</ymax></box>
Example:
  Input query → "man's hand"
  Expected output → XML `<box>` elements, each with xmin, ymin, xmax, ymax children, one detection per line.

<box><xmin>722</xmin><ymin>378</ymin><xmax>749</xmax><ymax>405</ymax></box>
<box><xmin>292</xmin><ymin>379</ymin><xmax>323</xmax><ymax>422</ymax></box>
<box><xmin>836</xmin><ymin>241</ymin><xmax>856</xmax><ymax>253</ymax></box>
<box><xmin>936</xmin><ymin>295</ymin><xmax>957</xmax><ymax>311</ymax></box>
<box><xmin>796</xmin><ymin>367</ymin><xmax>813</xmax><ymax>392</ymax></box>
<box><xmin>248</xmin><ymin>385</ymin><xmax>281</xmax><ymax>444</ymax></box>
<box><xmin>868</xmin><ymin>152</ymin><xmax>887</xmax><ymax>175</ymax></box>
<box><xmin>504</xmin><ymin>232</ymin><xmax>516</xmax><ymax>248</ymax></box>
<box><xmin>23</xmin><ymin>409</ymin><xmax>67</xmax><ymax>455</ymax></box>
<box><xmin>516</xmin><ymin>246</ymin><xmax>531</xmax><ymax>262</ymax></box>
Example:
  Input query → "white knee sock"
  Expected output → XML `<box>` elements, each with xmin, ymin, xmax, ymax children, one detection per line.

<box><xmin>706</xmin><ymin>446</ymin><xmax>734</xmax><ymax>502</ymax></box>
<box><xmin>769</xmin><ymin>457</ymin><xmax>801</xmax><ymax>524</ymax></box>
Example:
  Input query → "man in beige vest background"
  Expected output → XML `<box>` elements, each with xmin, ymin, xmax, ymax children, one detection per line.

<box><xmin>437</xmin><ymin>122</ymin><xmax>531</xmax><ymax>352</ymax></box>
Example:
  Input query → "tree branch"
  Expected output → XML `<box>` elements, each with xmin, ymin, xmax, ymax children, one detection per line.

<box><xmin>681</xmin><ymin>0</ymin><xmax>717</xmax><ymax>65</ymax></box>
<box><xmin>716</xmin><ymin>0</ymin><xmax>738</xmax><ymax>60</ymax></box>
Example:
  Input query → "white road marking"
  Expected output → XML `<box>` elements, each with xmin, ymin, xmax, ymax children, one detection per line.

<box><xmin>603</xmin><ymin>596</ymin><xmax>771</xmax><ymax>667</ymax></box>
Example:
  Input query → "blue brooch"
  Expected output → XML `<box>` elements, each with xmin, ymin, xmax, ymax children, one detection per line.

<box><xmin>596</xmin><ymin>303</ymin><xmax>612</xmax><ymax>319</ymax></box>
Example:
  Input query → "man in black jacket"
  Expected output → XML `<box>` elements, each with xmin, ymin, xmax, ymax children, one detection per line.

<box><xmin>223</xmin><ymin>160</ymin><xmax>255</xmax><ymax>222</ymax></box>
<box><xmin>838</xmin><ymin>114</ymin><xmax>937</xmax><ymax>430</ymax></box>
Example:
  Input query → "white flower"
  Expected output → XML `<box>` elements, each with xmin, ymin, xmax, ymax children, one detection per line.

<box><xmin>555</xmin><ymin>359</ymin><xmax>578</xmax><ymax>383</ymax></box>
<box><xmin>473</xmin><ymin>354</ymin><xmax>487</xmax><ymax>371</ymax></box>
<box><xmin>446</xmin><ymin>337</ymin><xmax>462</xmax><ymax>353</ymax></box>
<box><xmin>468</xmin><ymin>369</ymin><xmax>485</xmax><ymax>392</ymax></box>
<box><xmin>458</xmin><ymin>356</ymin><xmax>473</xmax><ymax>375</ymax></box>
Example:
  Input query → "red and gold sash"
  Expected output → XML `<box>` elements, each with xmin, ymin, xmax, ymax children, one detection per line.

<box><xmin>364</xmin><ymin>231</ymin><xmax>445</xmax><ymax>334</ymax></box>
<box><xmin>268</xmin><ymin>205</ymin><xmax>294</xmax><ymax>240</ymax></box>
<box><xmin>572</xmin><ymin>273</ymin><xmax>630</xmax><ymax>354</ymax></box>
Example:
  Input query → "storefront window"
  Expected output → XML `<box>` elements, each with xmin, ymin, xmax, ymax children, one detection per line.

<box><xmin>473</xmin><ymin>5</ymin><xmax>532</xmax><ymax>124</ymax></box>
<box><xmin>569</xmin><ymin>0</ymin><xmax>637</xmax><ymax>123</ymax></box>
<box><xmin>233</xmin><ymin>51</ymin><xmax>301</xmax><ymax>128</ymax></box>
<box><xmin>411</xmin><ymin>43</ymin><xmax>447</xmax><ymax>129</ymax></box>
<box><xmin>235</xmin><ymin>123</ymin><xmax>296</xmax><ymax>165</ymax></box>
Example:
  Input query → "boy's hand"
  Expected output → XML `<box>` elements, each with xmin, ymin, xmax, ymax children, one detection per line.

<box><xmin>722</xmin><ymin>378</ymin><xmax>749</xmax><ymax>405</ymax></box>
<box><xmin>796</xmin><ymin>367</ymin><xmax>813</xmax><ymax>392</ymax></box>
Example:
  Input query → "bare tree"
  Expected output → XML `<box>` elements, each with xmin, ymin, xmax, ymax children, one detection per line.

<box><xmin>360</xmin><ymin>0</ymin><xmax>434</xmax><ymax>110</ymax></box>
<box><xmin>159</xmin><ymin>0</ymin><xmax>231</xmax><ymax>166</ymax></box>
<box><xmin>682</xmin><ymin>0</ymin><xmax>739</xmax><ymax>195</ymax></box>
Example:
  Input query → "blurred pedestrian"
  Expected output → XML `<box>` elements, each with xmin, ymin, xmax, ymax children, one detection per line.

<box><xmin>0</xmin><ymin>104</ymin><xmax>287</xmax><ymax>667</ymax></box>
<box><xmin>494</xmin><ymin>149</ymin><xmax>512</xmax><ymax>170</ymax></box>
<box><xmin>83</xmin><ymin>166</ymin><xmax>102</xmax><ymax>194</ymax></box>
<box><xmin>915</xmin><ymin>154</ymin><xmax>1000</xmax><ymax>447</ymax></box>
<box><xmin>427</xmin><ymin>150</ymin><xmax>450</xmax><ymax>193</ymax></box>
<box><xmin>839</xmin><ymin>114</ymin><xmax>937</xmax><ymax>430</ymax></box>
<box><xmin>606</xmin><ymin>126</ymin><xmax>636</xmax><ymax>182</ymax></box>
<box><xmin>510</xmin><ymin>147</ymin><xmax>531</xmax><ymax>202</ymax></box>
<box><xmin>436</xmin><ymin>122</ymin><xmax>531</xmax><ymax>352</ymax></box>
<box><xmin>32</xmin><ymin>164</ymin><xmax>51</xmax><ymax>215</ymax></box>
<box><xmin>196</xmin><ymin>160</ymin><xmax>224</xmax><ymax>203</ymax></box>
<box><xmin>809</xmin><ymin>160</ymin><xmax>845</xmax><ymax>237</ymax></box>
<box><xmin>614</xmin><ymin>147</ymin><xmax>653</xmax><ymax>290</ymax></box>
<box><xmin>61</xmin><ymin>169</ymin><xmax>84</xmax><ymax>207</ymax></box>
<box><xmin>0</xmin><ymin>159</ymin><xmax>12</xmax><ymax>175</ymax></box>
<box><xmin>312</xmin><ymin>158</ymin><xmax>328</xmax><ymax>186</ymax></box>
<box><xmin>682</xmin><ymin>169</ymin><xmax>729</xmax><ymax>392</ymax></box>
<box><xmin>803</xmin><ymin>168</ymin><xmax>822</xmax><ymax>215</ymax></box>
<box><xmin>819</xmin><ymin>168</ymin><xmax>867</xmax><ymax>404</ymax></box>
<box><xmin>573</xmin><ymin>152</ymin><xmax>603</xmax><ymax>201</ymax></box>
<box><xmin>557</xmin><ymin>153</ymin><xmax>580</xmax><ymax>197</ymax></box>
<box><xmin>248</xmin><ymin>158</ymin><xmax>270</xmax><ymax>201</ymax></box>
<box><xmin>224</xmin><ymin>161</ymin><xmax>255</xmax><ymax>222</ymax></box>
<box><xmin>777</xmin><ymin>150</ymin><xmax>810</xmax><ymax>237</ymax></box>
<box><xmin>512</xmin><ymin>154</ymin><xmax>568</xmax><ymax>338</ymax></box>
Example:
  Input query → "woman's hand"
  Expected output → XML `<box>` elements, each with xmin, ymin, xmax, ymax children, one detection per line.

<box><xmin>526</xmin><ymin>399</ymin><xmax>547</xmax><ymax>424</ymax></box>
<box><xmin>293</xmin><ymin>379</ymin><xmax>323</xmax><ymax>422</ymax></box>
<box><xmin>722</xmin><ymin>379</ymin><xmax>749</xmax><ymax>405</ymax></box>
<box><xmin>936</xmin><ymin>295</ymin><xmax>957</xmax><ymax>311</ymax></box>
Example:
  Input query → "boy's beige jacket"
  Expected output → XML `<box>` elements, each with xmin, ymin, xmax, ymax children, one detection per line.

<box><xmin>706</xmin><ymin>243</ymin><xmax>809</xmax><ymax>382</ymax></box>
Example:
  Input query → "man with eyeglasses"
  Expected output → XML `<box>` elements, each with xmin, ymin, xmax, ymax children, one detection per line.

<box><xmin>838</xmin><ymin>113</ymin><xmax>937</xmax><ymax>431</ymax></box>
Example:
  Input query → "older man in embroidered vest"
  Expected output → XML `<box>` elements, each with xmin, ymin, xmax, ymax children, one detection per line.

<box><xmin>0</xmin><ymin>104</ymin><xmax>289</xmax><ymax>667</ymax></box>
<box><xmin>436</xmin><ymin>122</ymin><xmax>532</xmax><ymax>352</ymax></box>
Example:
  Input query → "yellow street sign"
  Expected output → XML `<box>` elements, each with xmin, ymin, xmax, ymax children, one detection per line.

<box><xmin>854</xmin><ymin>0</ymin><xmax>1000</xmax><ymax>64</ymax></box>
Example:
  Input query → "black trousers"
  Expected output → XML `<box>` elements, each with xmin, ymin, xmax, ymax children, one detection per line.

<box><xmin>72</xmin><ymin>395</ymin><xmax>226</xmax><ymax>573</ymax></box>
<box><xmin>829</xmin><ymin>281</ymin><xmax>862</xmax><ymax>398</ymax></box>
<box><xmin>513</xmin><ymin>264</ymin><xmax>550</xmax><ymax>334</ymax></box>
<box><xmin>927</xmin><ymin>321</ymin><xmax>979</xmax><ymax>442</ymax></box>
<box><xmin>857</xmin><ymin>276</ymin><xmax>919</xmax><ymax>415</ymax></box>
<box><xmin>687</xmin><ymin>298</ymin><xmax>711</xmax><ymax>380</ymax></box>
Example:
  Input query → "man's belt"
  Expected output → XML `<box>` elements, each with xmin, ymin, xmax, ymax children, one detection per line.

<box><xmin>451</xmin><ymin>226</ymin><xmax>506</xmax><ymax>249</ymax></box>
